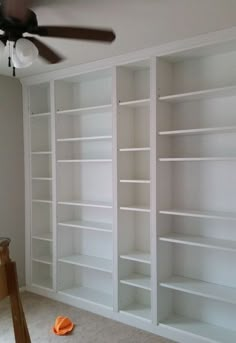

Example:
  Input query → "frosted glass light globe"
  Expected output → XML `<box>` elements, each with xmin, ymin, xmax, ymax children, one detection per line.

<box><xmin>0</xmin><ymin>40</ymin><xmax>5</xmax><ymax>56</ymax></box>
<box><xmin>12</xmin><ymin>47</ymin><xmax>32</xmax><ymax>68</ymax></box>
<box><xmin>15</xmin><ymin>38</ymin><xmax>38</xmax><ymax>67</ymax></box>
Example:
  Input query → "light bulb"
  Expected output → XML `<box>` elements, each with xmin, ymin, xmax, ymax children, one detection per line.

<box><xmin>15</xmin><ymin>38</ymin><xmax>38</xmax><ymax>67</ymax></box>
<box><xmin>12</xmin><ymin>47</ymin><xmax>32</xmax><ymax>68</ymax></box>
<box><xmin>0</xmin><ymin>40</ymin><xmax>5</xmax><ymax>56</ymax></box>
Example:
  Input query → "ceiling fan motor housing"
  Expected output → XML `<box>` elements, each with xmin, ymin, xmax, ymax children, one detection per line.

<box><xmin>0</xmin><ymin>6</ymin><xmax>38</xmax><ymax>41</ymax></box>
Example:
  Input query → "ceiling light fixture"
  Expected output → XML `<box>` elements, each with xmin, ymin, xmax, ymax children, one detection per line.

<box><xmin>3</xmin><ymin>39</ymin><xmax>39</xmax><ymax>76</ymax></box>
<box><xmin>0</xmin><ymin>40</ymin><xmax>5</xmax><ymax>56</ymax></box>
<box><xmin>0</xmin><ymin>0</ymin><xmax>115</xmax><ymax>77</ymax></box>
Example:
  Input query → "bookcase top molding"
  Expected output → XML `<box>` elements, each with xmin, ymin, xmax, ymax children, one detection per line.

<box><xmin>20</xmin><ymin>26</ymin><xmax>236</xmax><ymax>86</ymax></box>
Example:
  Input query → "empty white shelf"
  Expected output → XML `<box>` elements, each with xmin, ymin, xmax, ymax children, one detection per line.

<box><xmin>57</xmin><ymin>135</ymin><xmax>112</xmax><ymax>142</ymax></box>
<box><xmin>58</xmin><ymin>200</ymin><xmax>112</xmax><ymax>209</ymax></box>
<box><xmin>120</xmin><ymin>304</ymin><xmax>152</xmax><ymax>322</ymax></box>
<box><xmin>58</xmin><ymin>220</ymin><xmax>112</xmax><ymax>233</ymax></box>
<box><xmin>56</xmin><ymin>104</ymin><xmax>112</xmax><ymax>115</ymax></box>
<box><xmin>32</xmin><ymin>177</ymin><xmax>53</xmax><ymax>181</ymax></box>
<box><xmin>120</xmin><ymin>251</ymin><xmax>151</xmax><ymax>264</ymax></box>
<box><xmin>120</xmin><ymin>179</ymin><xmax>150</xmax><ymax>184</ymax></box>
<box><xmin>119</xmin><ymin>147</ymin><xmax>150</xmax><ymax>152</ymax></box>
<box><xmin>59</xmin><ymin>287</ymin><xmax>112</xmax><ymax>309</ymax></box>
<box><xmin>32</xmin><ymin>256</ymin><xmax>52</xmax><ymax>265</ymax></box>
<box><xmin>159</xmin><ymin>209</ymin><xmax>236</xmax><ymax>221</ymax></box>
<box><xmin>30</xmin><ymin>112</ymin><xmax>51</xmax><ymax>118</ymax></box>
<box><xmin>32</xmin><ymin>199</ymin><xmax>52</xmax><ymax>204</ymax></box>
<box><xmin>159</xmin><ymin>234</ymin><xmax>236</xmax><ymax>252</ymax></box>
<box><xmin>158</xmin><ymin>85</ymin><xmax>236</xmax><ymax>103</ymax></box>
<box><xmin>160</xmin><ymin>276</ymin><xmax>236</xmax><ymax>304</ymax></box>
<box><xmin>57</xmin><ymin>159</ymin><xmax>112</xmax><ymax>163</ymax></box>
<box><xmin>31</xmin><ymin>151</ymin><xmax>52</xmax><ymax>155</ymax></box>
<box><xmin>120</xmin><ymin>273</ymin><xmax>151</xmax><ymax>291</ymax></box>
<box><xmin>159</xmin><ymin>126</ymin><xmax>236</xmax><ymax>136</ymax></box>
<box><xmin>120</xmin><ymin>205</ymin><xmax>150</xmax><ymax>213</ymax></box>
<box><xmin>119</xmin><ymin>98</ymin><xmax>150</xmax><ymax>108</ymax></box>
<box><xmin>58</xmin><ymin>255</ymin><xmax>112</xmax><ymax>273</ymax></box>
<box><xmin>159</xmin><ymin>157</ymin><xmax>236</xmax><ymax>162</ymax></box>
<box><xmin>32</xmin><ymin>232</ymin><xmax>52</xmax><ymax>241</ymax></box>
<box><xmin>32</xmin><ymin>279</ymin><xmax>52</xmax><ymax>290</ymax></box>
<box><xmin>160</xmin><ymin>315</ymin><xmax>236</xmax><ymax>343</ymax></box>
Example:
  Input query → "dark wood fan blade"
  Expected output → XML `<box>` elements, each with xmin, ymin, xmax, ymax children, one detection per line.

<box><xmin>31</xmin><ymin>26</ymin><xmax>116</xmax><ymax>43</ymax></box>
<box><xmin>4</xmin><ymin>0</ymin><xmax>29</xmax><ymax>21</ymax></box>
<box><xmin>27</xmin><ymin>37</ymin><xmax>64</xmax><ymax>64</ymax></box>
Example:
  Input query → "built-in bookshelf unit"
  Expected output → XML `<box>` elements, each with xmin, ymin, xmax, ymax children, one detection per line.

<box><xmin>29</xmin><ymin>82</ymin><xmax>54</xmax><ymax>290</ymax></box>
<box><xmin>116</xmin><ymin>60</ymin><xmax>155</xmax><ymax>323</ymax></box>
<box><xmin>23</xmin><ymin>29</ymin><xmax>236</xmax><ymax>343</ymax></box>
<box><xmin>156</xmin><ymin>44</ymin><xmax>236</xmax><ymax>343</ymax></box>
<box><xmin>55</xmin><ymin>70</ymin><xmax>113</xmax><ymax>308</ymax></box>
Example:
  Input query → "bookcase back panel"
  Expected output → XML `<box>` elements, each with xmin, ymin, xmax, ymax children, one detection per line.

<box><xmin>55</xmin><ymin>71</ymin><xmax>112</xmax><ymax>111</ymax></box>
<box><xmin>119</xmin><ymin>260</ymin><xmax>150</xmax><ymax>279</ymax></box>
<box><xmin>58</xmin><ymin>228</ymin><xmax>112</xmax><ymax>260</ymax></box>
<box><xmin>174</xmin><ymin>292</ymin><xmax>236</xmax><ymax>331</ymax></box>
<box><xmin>57</xmin><ymin>163</ymin><xmax>112</xmax><ymax>203</ymax></box>
<box><xmin>119</xmin><ymin>284</ymin><xmax>151</xmax><ymax>308</ymax></box>
<box><xmin>173</xmin><ymin>163</ymin><xmax>236</xmax><ymax>212</ymax></box>
<box><xmin>57</xmin><ymin>206</ymin><xmax>112</xmax><ymax>226</ymax></box>
<box><xmin>173</xmin><ymin>245</ymin><xmax>236</xmax><ymax>287</ymax></box>
<box><xmin>119</xmin><ymin>153</ymin><xmax>150</xmax><ymax>180</ymax></box>
<box><xmin>172</xmin><ymin>216</ymin><xmax>236</xmax><ymax>241</ymax></box>
<box><xmin>118</xmin><ymin>107</ymin><xmax>150</xmax><ymax>148</ymax></box>
<box><xmin>57</xmin><ymin>111</ymin><xmax>112</xmax><ymax>139</ymax></box>
<box><xmin>31</xmin><ymin>117</ymin><xmax>51</xmax><ymax>151</ymax></box>
<box><xmin>159</xmin><ymin>50</ymin><xmax>236</xmax><ymax>96</ymax></box>
<box><xmin>117</xmin><ymin>64</ymin><xmax>150</xmax><ymax>102</ymax></box>
<box><xmin>58</xmin><ymin>263</ymin><xmax>112</xmax><ymax>295</ymax></box>
<box><xmin>32</xmin><ymin>180</ymin><xmax>52</xmax><ymax>201</ymax></box>
<box><xmin>32</xmin><ymin>239</ymin><xmax>52</xmax><ymax>261</ymax></box>
<box><xmin>171</xmin><ymin>96</ymin><xmax>236</xmax><ymax>130</ymax></box>
<box><xmin>118</xmin><ymin>212</ymin><xmax>150</xmax><ymax>254</ymax></box>
<box><xmin>32</xmin><ymin>202</ymin><xmax>52</xmax><ymax>235</ymax></box>
<box><xmin>57</xmin><ymin>140</ymin><xmax>112</xmax><ymax>160</ymax></box>
<box><xmin>31</xmin><ymin>155</ymin><xmax>52</xmax><ymax>178</ymax></box>
<box><xmin>30</xmin><ymin>83</ymin><xmax>50</xmax><ymax>114</ymax></box>
<box><xmin>32</xmin><ymin>261</ymin><xmax>53</xmax><ymax>288</ymax></box>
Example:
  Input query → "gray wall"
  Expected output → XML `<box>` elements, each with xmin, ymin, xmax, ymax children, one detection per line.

<box><xmin>0</xmin><ymin>76</ymin><xmax>25</xmax><ymax>286</ymax></box>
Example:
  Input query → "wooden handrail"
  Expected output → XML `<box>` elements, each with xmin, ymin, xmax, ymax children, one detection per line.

<box><xmin>0</xmin><ymin>237</ymin><xmax>31</xmax><ymax>342</ymax></box>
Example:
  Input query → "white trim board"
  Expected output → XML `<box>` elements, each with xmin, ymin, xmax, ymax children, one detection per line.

<box><xmin>20</xmin><ymin>26</ymin><xmax>236</xmax><ymax>85</ymax></box>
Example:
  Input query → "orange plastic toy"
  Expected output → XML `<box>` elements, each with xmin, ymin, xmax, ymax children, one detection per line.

<box><xmin>52</xmin><ymin>316</ymin><xmax>74</xmax><ymax>336</ymax></box>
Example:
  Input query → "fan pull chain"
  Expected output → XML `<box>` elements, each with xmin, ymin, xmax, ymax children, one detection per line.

<box><xmin>8</xmin><ymin>42</ymin><xmax>11</xmax><ymax>67</ymax></box>
<box><xmin>13</xmin><ymin>66</ymin><xmax>16</xmax><ymax>77</ymax></box>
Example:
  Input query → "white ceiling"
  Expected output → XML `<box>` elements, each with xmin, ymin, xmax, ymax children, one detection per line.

<box><xmin>1</xmin><ymin>0</ymin><xmax>236</xmax><ymax>78</ymax></box>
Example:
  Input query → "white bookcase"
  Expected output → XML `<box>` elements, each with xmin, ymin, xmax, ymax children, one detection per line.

<box><xmin>54</xmin><ymin>71</ymin><xmax>113</xmax><ymax>309</ymax></box>
<box><xmin>156</xmin><ymin>47</ymin><xmax>236</xmax><ymax>342</ymax></box>
<box><xmin>29</xmin><ymin>82</ymin><xmax>54</xmax><ymax>290</ymax></box>
<box><xmin>116</xmin><ymin>61</ymin><xmax>153</xmax><ymax>322</ymax></box>
<box><xmin>23</xmin><ymin>30</ymin><xmax>236</xmax><ymax>343</ymax></box>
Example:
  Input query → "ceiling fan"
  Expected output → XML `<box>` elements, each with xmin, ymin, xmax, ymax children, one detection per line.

<box><xmin>0</xmin><ymin>0</ymin><xmax>116</xmax><ymax>75</ymax></box>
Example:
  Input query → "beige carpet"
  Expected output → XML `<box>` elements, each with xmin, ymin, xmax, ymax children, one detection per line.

<box><xmin>0</xmin><ymin>292</ymin><xmax>175</xmax><ymax>343</ymax></box>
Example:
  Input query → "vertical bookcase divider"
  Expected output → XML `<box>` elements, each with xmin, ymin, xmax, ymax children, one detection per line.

<box><xmin>23</xmin><ymin>86</ymin><xmax>32</xmax><ymax>287</ymax></box>
<box><xmin>150</xmin><ymin>57</ymin><xmax>157</xmax><ymax>325</ymax></box>
<box><xmin>117</xmin><ymin>60</ymin><xmax>152</xmax><ymax>322</ymax></box>
<box><xmin>112</xmin><ymin>66</ymin><xmax>119</xmax><ymax>312</ymax></box>
<box><xmin>50</xmin><ymin>80</ymin><xmax>57</xmax><ymax>291</ymax></box>
<box><xmin>29</xmin><ymin>82</ymin><xmax>54</xmax><ymax>290</ymax></box>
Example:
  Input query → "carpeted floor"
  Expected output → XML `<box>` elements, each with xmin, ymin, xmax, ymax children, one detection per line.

<box><xmin>0</xmin><ymin>292</ymin><xmax>175</xmax><ymax>343</ymax></box>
